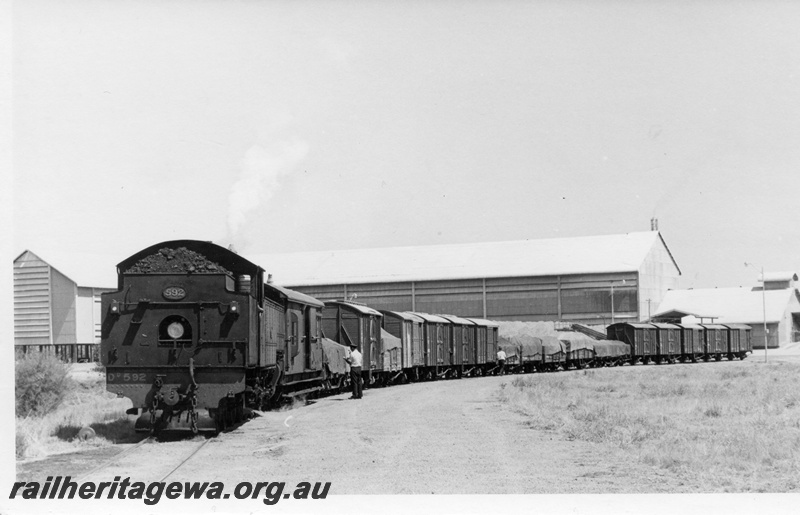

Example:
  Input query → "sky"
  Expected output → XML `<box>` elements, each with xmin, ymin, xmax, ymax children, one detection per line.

<box><xmin>11</xmin><ymin>0</ymin><xmax>800</xmax><ymax>290</ymax></box>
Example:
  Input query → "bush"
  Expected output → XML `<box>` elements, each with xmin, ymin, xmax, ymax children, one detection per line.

<box><xmin>16</xmin><ymin>352</ymin><xmax>76</xmax><ymax>418</ymax></box>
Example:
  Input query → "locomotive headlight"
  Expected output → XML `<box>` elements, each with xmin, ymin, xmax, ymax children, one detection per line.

<box><xmin>167</xmin><ymin>321</ymin><xmax>185</xmax><ymax>339</ymax></box>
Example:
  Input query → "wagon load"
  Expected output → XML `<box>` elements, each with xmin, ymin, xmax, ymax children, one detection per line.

<box><xmin>558</xmin><ymin>332</ymin><xmax>596</xmax><ymax>368</ymax></box>
<box><xmin>498</xmin><ymin>337</ymin><xmax>521</xmax><ymax>365</ymax></box>
<box><xmin>516</xmin><ymin>335</ymin><xmax>543</xmax><ymax>363</ymax></box>
<box><xmin>321</xmin><ymin>338</ymin><xmax>350</xmax><ymax>375</ymax></box>
<box><xmin>125</xmin><ymin>247</ymin><xmax>230</xmax><ymax>275</ymax></box>
<box><xmin>558</xmin><ymin>332</ymin><xmax>595</xmax><ymax>351</ymax></box>
<box><xmin>541</xmin><ymin>335</ymin><xmax>566</xmax><ymax>369</ymax></box>
<box><xmin>592</xmin><ymin>340</ymin><xmax>629</xmax><ymax>358</ymax></box>
<box><xmin>381</xmin><ymin>329</ymin><xmax>402</xmax><ymax>372</ymax></box>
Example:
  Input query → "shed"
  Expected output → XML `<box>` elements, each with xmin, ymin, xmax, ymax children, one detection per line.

<box><xmin>13</xmin><ymin>250</ymin><xmax>116</xmax><ymax>361</ymax></box>
<box><xmin>249</xmin><ymin>231</ymin><xmax>681</xmax><ymax>325</ymax></box>
<box><xmin>655</xmin><ymin>286</ymin><xmax>800</xmax><ymax>348</ymax></box>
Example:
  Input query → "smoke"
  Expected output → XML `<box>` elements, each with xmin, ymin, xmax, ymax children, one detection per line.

<box><xmin>227</xmin><ymin>138</ymin><xmax>310</xmax><ymax>244</ymax></box>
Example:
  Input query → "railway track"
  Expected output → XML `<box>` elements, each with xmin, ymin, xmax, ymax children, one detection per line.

<box><xmin>77</xmin><ymin>435</ymin><xmax>216</xmax><ymax>483</ymax></box>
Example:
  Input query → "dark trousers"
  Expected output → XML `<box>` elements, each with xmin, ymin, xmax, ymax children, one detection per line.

<box><xmin>350</xmin><ymin>366</ymin><xmax>362</xmax><ymax>398</ymax></box>
<box><xmin>498</xmin><ymin>359</ymin><xmax>506</xmax><ymax>375</ymax></box>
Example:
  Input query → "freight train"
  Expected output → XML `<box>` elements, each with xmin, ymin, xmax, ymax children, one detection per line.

<box><xmin>101</xmin><ymin>240</ymin><xmax>751</xmax><ymax>433</ymax></box>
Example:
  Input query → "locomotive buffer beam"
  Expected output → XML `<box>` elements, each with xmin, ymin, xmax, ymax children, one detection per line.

<box><xmin>283</xmin><ymin>385</ymin><xmax>323</xmax><ymax>399</ymax></box>
<box><xmin>135</xmin><ymin>409</ymin><xmax>218</xmax><ymax>434</ymax></box>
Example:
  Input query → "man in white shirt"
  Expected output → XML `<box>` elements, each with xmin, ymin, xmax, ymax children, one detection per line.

<box><xmin>497</xmin><ymin>348</ymin><xmax>507</xmax><ymax>375</ymax></box>
<box><xmin>345</xmin><ymin>344</ymin><xmax>363</xmax><ymax>399</ymax></box>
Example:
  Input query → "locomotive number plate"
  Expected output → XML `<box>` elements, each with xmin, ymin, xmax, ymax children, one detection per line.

<box><xmin>162</xmin><ymin>286</ymin><xmax>186</xmax><ymax>300</ymax></box>
<box><xmin>107</xmin><ymin>372</ymin><xmax>148</xmax><ymax>382</ymax></box>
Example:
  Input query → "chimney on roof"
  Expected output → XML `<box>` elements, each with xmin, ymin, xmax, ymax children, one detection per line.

<box><xmin>267</xmin><ymin>274</ymin><xmax>273</xmax><ymax>284</ymax></box>
<box><xmin>650</xmin><ymin>217</ymin><xmax>659</xmax><ymax>231</ymax></box>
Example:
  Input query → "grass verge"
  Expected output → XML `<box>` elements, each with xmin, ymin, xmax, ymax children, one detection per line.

<box><xmin>498</xmin><ymin>360</ymin><xmax>800</xmax><ymax>492</ymax></box>
<box><xmin>16</xmin><ymin>364</ymin><xmax>136</xmax><ymax>460</ymax></box>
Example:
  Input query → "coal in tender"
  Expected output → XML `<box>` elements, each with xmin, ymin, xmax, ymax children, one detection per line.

<box><xmin>125</xmin><ymin>247</ymin><xmax>230</xmax><ymax>274</ymax></box>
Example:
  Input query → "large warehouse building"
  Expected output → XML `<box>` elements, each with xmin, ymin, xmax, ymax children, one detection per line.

<box><xmin>250</xmin><ymin>231</ymin><xmax>681</xmax><ymax>325</ymax></box>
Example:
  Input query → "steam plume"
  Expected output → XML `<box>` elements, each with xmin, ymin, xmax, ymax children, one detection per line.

<box><xmin>227</xmin><ymin>138</ymin><xmax>309</xmax><ymax>244</ymax></box>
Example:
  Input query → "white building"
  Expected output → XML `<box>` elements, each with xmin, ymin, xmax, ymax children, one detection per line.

<box><xmin>654</xmin><ymin>272</ymin><xmax>800</xmax><ymax>348</ymax></box>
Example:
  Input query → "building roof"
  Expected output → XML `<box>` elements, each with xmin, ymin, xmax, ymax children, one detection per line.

<box><xmin>761</xmin><ymin>271</ymin><xmax>798</xmax><ymax>283</ymax></box>
<box><xmin>249</xmin><ymin>231</ymin><xmax>677</xmax><ymax>286</ymax></box>
<box><xmin>655</xmin><ymin>287</ymin><xmax>800</xmax><ymax>324</ymax></box>
<box><xmin>15</xmin><ymin>250</ymin><xmax>118</xmax><ymax>289</ymax></box>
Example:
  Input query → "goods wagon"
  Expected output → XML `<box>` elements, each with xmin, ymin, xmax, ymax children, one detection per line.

<box><xmin>650</xmin><ymin>323</ymin><xmax>681</xmax><ymax>364</ymax></box>
<box><xmin>466</xmin><ymin>318</ymin><xmax>499</xmax><ymax>375</ymax></box>
<box><xmin>607</xmin><ymin>323</ymin><xmax>657</xmax><ymax>364</ymax></box>
<box><xmin>723</xmin><ymin>324</ymin><xmax>752</xmax><ymax>360</ymax></box>
<box><xmin>322</xmin><ymin>300</ymin><xmax>384</xmax><ymax>385</ymax></box>
<box><xmin>700</xmin><ymin>324</ymin><xmax>729</xmax><ymax>361</ymax></box>
<box><xmin>591</xmin><ymin>340</ymin><xmax>630</xmax><ymax>367</ymax></box>
<box><xmin>676</xmin><ymin>323</ymin><xmax>704</xmax><ymax>362</ymax></box>
<box><xmin>438</xmin><ymin>314</ymin><xmax>476</xmax><ymax>377</ymax></box>
<box><xmin>540</xmin><ymin>335</ymin><xmax>566</xmax><ymax>371</ymax></box>
<box><xmin>380</xmin><ymin>310</ymin><xmax>425</xmax><ymax>375</ymax></box>
<box><xmin>409</xmin><ymin>312</ymin><xmax>451</xmax><ymax>379</ymax></box>
<box><xmin>558</xmin><ymin>332</ymin><xmax>595</xmax><ymax>369</ymax></box>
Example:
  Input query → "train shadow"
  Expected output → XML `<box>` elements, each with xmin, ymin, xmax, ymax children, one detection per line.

<box><xmin>54</xmin><ymin>417</ymin><xmax>146</xmax><ymax>444</ymax></box>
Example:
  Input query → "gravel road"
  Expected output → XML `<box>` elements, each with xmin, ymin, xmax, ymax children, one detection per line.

<box><xmin>161</xmin><ymin>374</ymin><xmax>689</xmax><ymax>494</ymax></box>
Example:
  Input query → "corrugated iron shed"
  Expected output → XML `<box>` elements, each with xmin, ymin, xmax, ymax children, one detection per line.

<box><xmin>249</xmin><ymin>231</ymin><xmax>677</xmax><ymax>286</ymax></box>
<box><xmin>14</xmin><ymin>250</ymin><xmax>117</xmax><ymax>289</ymax></box>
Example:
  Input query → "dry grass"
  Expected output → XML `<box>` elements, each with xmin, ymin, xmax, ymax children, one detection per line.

<box><xmin>16</xmin><ymin>364</ymin><xmax>136</xmax><ymax>460</ymax></box>
<box><xmin>498</xmin><ymin>360</ymin><xmax>800</xmax><ymax>492</ymax></box>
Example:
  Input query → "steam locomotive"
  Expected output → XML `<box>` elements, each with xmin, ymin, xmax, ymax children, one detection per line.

<box><xmin>100</xmin><ymin>240</ymin><xmax>348</xmax><ymax>433</ymax></box>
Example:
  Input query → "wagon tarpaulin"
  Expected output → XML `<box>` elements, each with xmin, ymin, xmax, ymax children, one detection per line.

<box><xmin>498</xmin><ymin>337</ymin><xmax>521</xmax><ymax>363</ymax></box>
<box><xmin>515</xmin><ymin>335</ymin><xmax>543</xmax><ymax>361</ymax></box>
<box><xmin>381</xmin><ymin>329</ymin><xmax>402</xmax><ymax>371</ymax></box>
<box><xmin>592</xmin><ymin>340</ymin><xmax>630</xmax><ymax>358</ymax></box>
<box><xmin>321</xmin><ymin>338</ymin><xmax>350</xmax><ymax>375</ymax></box>
<box><xmin>557</xmin><ymin>332</ymin><xmax>596</xmax><ymax>353</ymax></box>
<box><xmin>540</xmin><ymin>336</ymin><xmax>565</xmax><ymax>360</ymax></box>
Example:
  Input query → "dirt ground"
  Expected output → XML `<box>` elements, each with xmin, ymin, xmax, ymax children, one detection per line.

<box><xmin>20</xmin><ymin>373</ymin><xmax>689</xmax><ymax>494</ymax></box>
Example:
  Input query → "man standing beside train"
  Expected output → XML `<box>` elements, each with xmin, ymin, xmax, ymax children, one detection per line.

<box><xmin>497</xmin><ymin>347</ymin><xmax>507</xmax><ymax>375</ymax></box>
<box><xmin>345</xmin><ymin>344</ymin><xmax>363</xmax><ymax>399</ymax></box>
